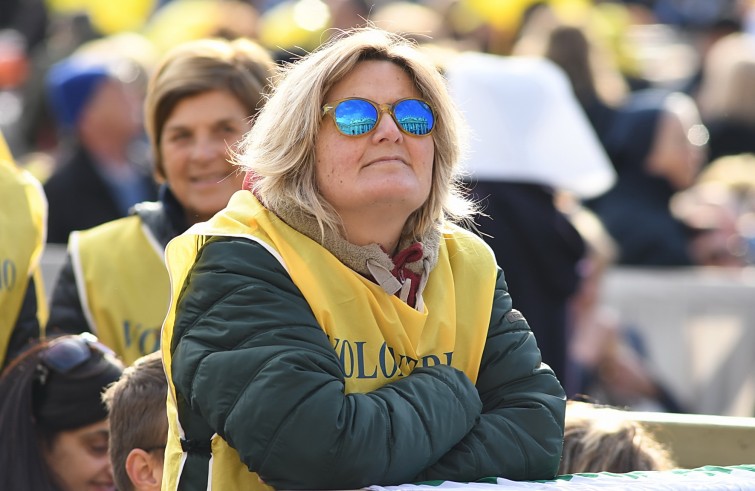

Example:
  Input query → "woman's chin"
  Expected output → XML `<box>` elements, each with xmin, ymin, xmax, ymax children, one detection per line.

<box><xmin>359</xmin><ymin>191</ymin><xmax>426</xmax><ymax>214</ymax></box>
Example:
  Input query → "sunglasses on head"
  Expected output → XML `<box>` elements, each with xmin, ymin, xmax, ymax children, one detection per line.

<box><xmin>322</xmin><ymin>97</ymin><xmax>436</xmax><ymax>137</ymax></box>
<box><xmin>36</xmin><ymin>333</ymin><xmax>115</xmax><ymax>385</ymax></box>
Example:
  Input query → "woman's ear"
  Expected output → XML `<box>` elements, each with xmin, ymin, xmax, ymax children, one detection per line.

<box><xmin>125</xmin><ymin>449</ymin><xmax>162</xmax><ymax>491</ymax></box>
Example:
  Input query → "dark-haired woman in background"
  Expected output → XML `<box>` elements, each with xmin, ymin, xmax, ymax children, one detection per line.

<box><xmin>0</xmin><ymin>333</ymin><xmax>124</xmax><ymax>490</ymax></box>
<box><xmin>589</xmin><ymin>90</ymin><xmax>708</xmax><ymax>266</ymax></box>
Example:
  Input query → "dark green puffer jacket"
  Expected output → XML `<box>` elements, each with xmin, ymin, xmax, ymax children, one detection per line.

<box><xmin>170</xmin><ymin>236</ymin><xmax>566</xmax><ymax>489</ymax></box>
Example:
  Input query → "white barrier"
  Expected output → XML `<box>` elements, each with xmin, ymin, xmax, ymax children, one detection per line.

<box><xmin>601</xmin><ymin>267</ymin><xmax>755</xmax><ymax>417</ymax></box>
<box><xmin>368</xmin><ymin>465</ymin><xmax>755</xmax><ymax>490</ymax></box>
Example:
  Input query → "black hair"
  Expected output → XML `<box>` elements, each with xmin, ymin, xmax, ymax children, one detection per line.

<box><xmin>0</xmin><ymin>335</ymin><xmax>123</xmax><ymax>490</ymax></box>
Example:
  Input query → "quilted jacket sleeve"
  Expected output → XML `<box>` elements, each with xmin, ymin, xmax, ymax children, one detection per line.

<box><xmin>170</xmin><ymin>237</ymin><xmax>483</xmax><ymax>490</ymax></box>
<box><xmin>414</xmin><ymin>268</ymin><xmax>567</xmax><ymax>482</ymax></box>
<box><xmin>46</xmin><ymin>255</ymin><xmax>89</xmax><ymax>336</ymax></box>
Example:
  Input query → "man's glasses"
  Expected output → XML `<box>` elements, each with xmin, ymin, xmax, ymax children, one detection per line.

<box><xmin>36</xmin><ymin>333</ymin><xmax>115</xmax><ymax>385</ymax></box>
<box><xmin>322</xmin><ymin>97</ymin><xmax>435</xmax><ymax>137</ymax></box>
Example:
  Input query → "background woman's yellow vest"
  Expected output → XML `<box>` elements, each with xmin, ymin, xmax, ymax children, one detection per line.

<box><xmin>161</xmin><ymin>190</ymin><xmax>497</xmax><ymax>490</ymax></box>
<box><xmin>0</xmin><ymin>134</ymin><xmax>47</xmax><ymax>366</ymax></box>
<box><xmin>72</xmin><ymin>215</ymin><xmax>169</xmax><ymax>364</ymax></box>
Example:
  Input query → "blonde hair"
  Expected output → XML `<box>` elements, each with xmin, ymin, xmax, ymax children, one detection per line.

<box><xmin>144</xmin><ymin>37</ymin><xmax>276</xmax><ymax>180</ymax></box>
<box><xmin>559</xmin><ymin>401</ymin><xmax>676</xmax><ymax>475</ymax></box>
<box><xmin>237</xmin><ymin>27</ymin><xmax>474</xmax><ymax>240</ymax></box>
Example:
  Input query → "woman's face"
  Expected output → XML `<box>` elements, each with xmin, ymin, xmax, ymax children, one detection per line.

<box><xmin>315</xmin><ymin>60</ymin><xmax>434</xmax><ymax>237</ymax></box>
<box><xmin>84</xmin><ymin>80</ymin><xmax>142</xmax><ymax>144</ymax></box>
<box><xmin>646</xmin><ymin>111</ymin><xmax>705</xmax><ymax>190</ymax></box>
<box><xmin>160</xmin><ymin>89</ymin><xmax>250</xmax><ymax>224</ymax></box>
<box><xmin>43</xmin><ymin>420</ymin><xmax>115</xmax><ymax>491</ymax></box>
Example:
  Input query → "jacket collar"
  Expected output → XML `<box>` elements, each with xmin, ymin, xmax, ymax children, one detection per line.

<box><xmin>268</xmin><ymin>199</ymin><xmax>440</xmax><ymax>308</ymax></box>
<box><xmin>131</xmin><ymin>184</ymin><xmax>188</xmax><ymax>248</ymax></box>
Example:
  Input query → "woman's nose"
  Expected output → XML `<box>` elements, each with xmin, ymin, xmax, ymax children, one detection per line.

<box><xmin>371</xmin><ymin>111</ymin><xmax>403</xmax><ymax>143</ymax></box>
<box><xmin>191</xmin><ymin>136</ymin><xmax>222</xmax><ymax>160</ymax></box>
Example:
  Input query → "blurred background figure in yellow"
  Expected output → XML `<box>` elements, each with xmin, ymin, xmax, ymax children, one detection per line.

<box><xmin>0</xmin><ymin>130</ymin><xmax>47</xmax><ymax>369</ymax></box>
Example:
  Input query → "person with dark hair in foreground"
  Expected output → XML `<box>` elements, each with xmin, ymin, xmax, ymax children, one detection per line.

<box><xmin>0</xmin><ymin>333</ymin><xmax>124</xmax><ymax>490</ymax></box>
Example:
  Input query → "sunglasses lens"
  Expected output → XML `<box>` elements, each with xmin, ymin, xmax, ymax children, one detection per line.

<box><xmin>41</xmin><ymin>338</ymin><xmax>92</xmax><ymax>374</ymax></box>
<box><xmin>394</xmin><ymin>99</ymin><xmax>434</xmax><ymax>135</ymax></box>
<box><xmin>334</xmin><ymin>99</ymin><xmax>378</xmax><ymax>136</ymax></box>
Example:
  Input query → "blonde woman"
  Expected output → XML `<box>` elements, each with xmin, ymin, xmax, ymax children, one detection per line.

<box><xmin>162</xmin><ymin>28</ymin><xmax>566</xmax><ymax>490</ymax></box>
<box><xmin>47</xmin><ymin>38</ymin><xmax>276</xmax><ymax>364</ymax></box>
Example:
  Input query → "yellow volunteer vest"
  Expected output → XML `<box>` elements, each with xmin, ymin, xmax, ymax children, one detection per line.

<box><xmin>71</xmin><ymin>215</ymin><xmax>169</xmax><ymax>365</ymax></box>
<box><xmin>0</xmin><ymin>134</ymin><xmax>47</xmax><ymax>366</ymax></box>
<box><xmin>161</xmin><ymin>191</ymin><xmax>498</xmax><ymax>491</ymax></box>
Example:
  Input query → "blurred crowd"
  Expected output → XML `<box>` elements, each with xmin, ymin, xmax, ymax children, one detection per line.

<box><xmin>3</xmin><ymin>0</ymin><xmax>755</xmax><ymax>411</ymax></box>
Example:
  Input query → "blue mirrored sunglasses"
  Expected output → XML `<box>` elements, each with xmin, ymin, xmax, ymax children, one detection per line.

<box><xmin>36</xmin><ymin>333</ymin><xmax>115</xmax><ymax>385</ymax></box>
<box><xmin>322</xmin><ymin>97</ymin><xmax>435</xmax><ymax>137</ymax></box>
